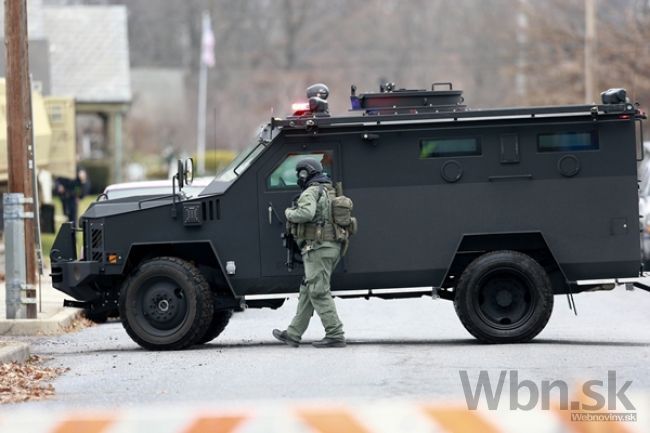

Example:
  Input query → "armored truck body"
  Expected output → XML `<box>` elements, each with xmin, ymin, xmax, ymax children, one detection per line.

<box><xmin>51</xmin><ymin>84</ymin><xmax>647</xmax><ymax>349</ymax></box>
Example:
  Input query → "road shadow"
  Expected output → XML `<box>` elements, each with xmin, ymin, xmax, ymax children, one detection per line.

<box><xmin>50</xmin><ymin>337</ymin><xmax>648</xmax><ymax>355</ymax></box>
<box><xmin>197</xmin><ymin>337</ymin><xmax>650</xmax><ymax>350</ymax></box>
<box><xmin>199</xmin><ymin>338</ymin><xmax>476</xmax><ymax>350</ymax></box>
<box><xmin>532</xmin><ymin>338</ymin><xmax>649</xmax><ymax>347</ymax></box>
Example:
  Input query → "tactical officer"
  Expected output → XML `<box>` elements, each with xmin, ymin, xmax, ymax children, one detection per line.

<box><xmin>273</xmin><ymin>158</ymin><xmax>346</xmax><ymax>348</ymax></box>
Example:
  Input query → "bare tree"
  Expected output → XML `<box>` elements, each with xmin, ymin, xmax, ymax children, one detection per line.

<box><xmin>47</xmin><ymin>0</ymin><xmax>649</xmax><ymax>160</ymax></box>
<box><xmin>520</xmin><ymin>0</ymin><xmax>649</xmax><ymax>107</ymax></box>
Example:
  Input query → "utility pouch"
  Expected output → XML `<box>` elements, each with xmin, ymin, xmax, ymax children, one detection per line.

<box><xmin>348</xmin><ymin>217</ymin><xmax>358</xmax><ymax>236</ymax></box>
<box><xmin>331</xmin><ymin>195</ymin><xmax>353</xmax><ymax>227</ymax></box>
<box><xmin>329</xmin><ymin>187</ymin><xmax>357</xmax><ymax>238</ymax></box>
<box><xmin>301</xmin><ymin>222</ymin><xmax>336</xmax><ymax>241</ymax></box>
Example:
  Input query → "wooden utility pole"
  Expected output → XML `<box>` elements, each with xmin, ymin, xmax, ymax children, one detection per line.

<box><xmin>5</xmin><ymin>0</ymin><xmax>37</xmax><ymax>318</ymax></box>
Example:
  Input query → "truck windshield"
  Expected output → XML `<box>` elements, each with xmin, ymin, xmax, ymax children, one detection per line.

<box><xmin>215</xmin><ymin>124</ymin><xmax>273</xmax><ymax>182</ymax></box>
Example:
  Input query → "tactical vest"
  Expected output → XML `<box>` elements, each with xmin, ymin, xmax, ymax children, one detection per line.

<box><xmin>290</xmin><ymin>184</ymin><xmax>336</xmax><ymax>242</ymax></box>
<box><xmin>290</xmin><ymin>184</ymin><xmax>357</xmax><ymax>246</ymax></box>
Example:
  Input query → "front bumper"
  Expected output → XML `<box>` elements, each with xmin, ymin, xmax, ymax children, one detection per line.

<box><xmin>51</xmin><ymin>260</ymin><xmax>103</xmax><ymax>301</ymax></box>
<box><xmin>50</xmin><ymin>221</ymin><xmax>103</xmax><ymax>301</ymax></box>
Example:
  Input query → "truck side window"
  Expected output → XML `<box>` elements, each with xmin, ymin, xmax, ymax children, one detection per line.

<box><xmin>268</xmin><ymin>152</ymin><xmax>333</xmax><ymax>189</ymax></box>
<box><xmin>420</xmin><ymin>137</ymin><xmax>481</xmax><ymax>158</ymax></box>
<box><xmin>538</xmin><ymin>131</ymin><xmax>598</xmax><ymax>152</ymax></box>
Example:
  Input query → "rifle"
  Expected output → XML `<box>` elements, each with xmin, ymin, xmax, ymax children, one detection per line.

<box><xmin>283</xmin><ymin>193</ymin><xmax>304</xmax><ymax>272</ymax></box>
<box><xmin>270</xmin><ymin>195</ymin><xmax>303</xmax><ymax>272</ymax></box>
<box><xmin>282</xmin><ymin>223</ymin><xmax>302</xmax><ymax>272</ymax></box>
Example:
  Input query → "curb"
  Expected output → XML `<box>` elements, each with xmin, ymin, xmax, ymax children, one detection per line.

<box><xmin>0</xmin><ymin>308</ymin><xmax>81</xmax><ymax>336</ymax></box>
<box><xmin>0</xmin><ymin>340</ymin><xmax>29</xmax><ymax>364</ymax></box>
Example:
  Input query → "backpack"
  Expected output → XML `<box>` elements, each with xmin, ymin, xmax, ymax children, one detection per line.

<box><xmin>330</xmin><ymin>193</ymin><xmax>357</xmax><ymax>236</ymax></box>
<box><xmin>320</xmin><ymin>183</ymin><xmax>358</xmax><ymax>243</ymax></box>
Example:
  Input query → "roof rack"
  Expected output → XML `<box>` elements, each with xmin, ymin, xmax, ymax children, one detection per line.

<box><xmin>274</xmin><ymin>103</ymin><xmax>637</xmax><ymax>131</ymax></box>
<box><xmin>350</xmin><ymin>82</ymin><xmax>466</xmax><ymax>115</ymax></box>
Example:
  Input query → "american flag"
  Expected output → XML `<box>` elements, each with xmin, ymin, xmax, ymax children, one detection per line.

<box><xmin>201</xmin><ymin>12</ymin><xmax>215</xmax><ymax>67</ymax></box>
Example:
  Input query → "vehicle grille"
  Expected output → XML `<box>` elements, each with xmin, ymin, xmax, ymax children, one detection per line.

<box><xmin>89</xmin><ymin>223</ymin><xmax>104</xmax><ymax>262</ymax></box>
<box><xmin>201</xmin><ymin>199</ymin><xmax>220</xmax><ymax>221</ymax></box>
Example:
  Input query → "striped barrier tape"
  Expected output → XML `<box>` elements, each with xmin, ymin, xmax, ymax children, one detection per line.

<box><xmin>0</xmin><ymin>397</ymin><xmax>647</xmax><ymax>433</ymax></box>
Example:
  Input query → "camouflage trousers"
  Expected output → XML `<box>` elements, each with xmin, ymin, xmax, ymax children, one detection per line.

<box><xmin>287</xmin><ymin>243</ymin><xmax>345</xmax><ymax>341</ymax></box>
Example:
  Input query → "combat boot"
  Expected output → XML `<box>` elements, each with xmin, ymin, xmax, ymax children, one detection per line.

<box><xmin>311</xmin><ymin>337</ymin><xmax>346</xmax><ymax>348</ymax></box>
<box><xmin>272</xmin><ymin>329</ymin><xmax>299</xmax><ymax>348</ymax></box>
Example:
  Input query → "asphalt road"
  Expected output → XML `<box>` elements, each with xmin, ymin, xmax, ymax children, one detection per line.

<box><xmin>6</xmin><ymin>287</ymin><xmax>650</xmax><ymax>410</ymax></box>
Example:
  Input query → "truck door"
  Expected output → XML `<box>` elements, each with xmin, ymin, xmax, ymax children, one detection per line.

<box><xmin>257</xmin><ymin>142</ymin><xmax>340</xmax><ymax>278</ymax></box>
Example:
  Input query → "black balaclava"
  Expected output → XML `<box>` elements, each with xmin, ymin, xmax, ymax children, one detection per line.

<box><xmin>296</xmin><ymin>158</ymin><xmax>326</xmax><ymax>190</ymax></box>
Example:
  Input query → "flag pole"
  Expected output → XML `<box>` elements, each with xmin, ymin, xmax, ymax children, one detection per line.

<box><xmin>197</xmin><ymin>11</ymin><xmax>214</xmax><ymax>176</ymax></box>
<box><xmin>197</xmin><ymin>57</ymin><xmax>208</xmax><ymax>176</ymax></box>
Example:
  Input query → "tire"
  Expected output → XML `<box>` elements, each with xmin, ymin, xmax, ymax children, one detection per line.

<box><xmin>453</xmin><ymin>250</ymin><xmax>554</xmax><ymax>344</ymax></box>
<box><xmin>196</xmin><ymin>309</ymin><xmax>233</xmax><ymax>344</ymax></box>
<box><xmin>119</xmin><ymin>256</ymin><xmax>214</xmax><ymax>350</ymax></box>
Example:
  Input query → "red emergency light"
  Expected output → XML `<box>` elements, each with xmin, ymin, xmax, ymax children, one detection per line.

<box><xmin>291</xmin><ymin>102</ymin><xmax>310</xmax><ymax>116</ymax></box>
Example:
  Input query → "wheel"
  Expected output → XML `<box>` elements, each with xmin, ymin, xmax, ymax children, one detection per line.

<box><xmin>196</xmin><ymin>309</ymin><xmax>233</xmax><ymax>344</ymax></box>
<box><xmin>453</xmin><ymin>250</ymin><xmax>554</xmax><ymax>344</ymax></box>
<box><xmin>119</xmin><ymin>256</ymin><xmax>214</xmax><ymax>350</ymax></box>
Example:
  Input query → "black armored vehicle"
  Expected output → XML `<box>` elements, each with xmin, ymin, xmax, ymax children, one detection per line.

<box><xmin>51</xmin><ymin>83</ymin><xmax>648</xmax><ymax>350</ymax></box>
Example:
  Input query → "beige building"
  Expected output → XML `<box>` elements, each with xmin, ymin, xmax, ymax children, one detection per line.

<box><xmin>0</xmin><ymin>2</ymin><xmax>132</xmax><ymax>183</ymax></box>
<box><xmin>0</xmin><ymin>79</ymin><xmax>76</xmax><ymax>186</ymax></box>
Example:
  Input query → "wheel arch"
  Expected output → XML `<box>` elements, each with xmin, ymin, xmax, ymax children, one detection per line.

<box><xmin>439</xmin><ymin>232</ymin><xmax>569</xmax><ymax>298</ymax></box>
<box><xmin>123</xmin><ymin>241</ymin><xmax>236</xmax><ymax>298</ymax></box>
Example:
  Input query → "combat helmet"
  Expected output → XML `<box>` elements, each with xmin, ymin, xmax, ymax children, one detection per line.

<box><xmin>296</xmin><ymin>158</ymin><xmax>323</xmax><ymax>189</ymax></box>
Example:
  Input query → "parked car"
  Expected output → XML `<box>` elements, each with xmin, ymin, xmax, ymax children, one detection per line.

<box><xmin>101</xmin><ymin>177</ymin><xmax>213</xmax><ymax>200</ymax></box>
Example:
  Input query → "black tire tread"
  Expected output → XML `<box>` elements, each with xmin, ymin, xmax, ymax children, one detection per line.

<box><xmin>453</xmin><ymin>250</ymin><xmax>554</xmax><ymax>344</ymax></box>
<box><xmin>196</xmin><ymin>309</ymin><xmax>233</xmax><ymax>344</ymax></box>
<box><xmin>119</xmin><ymin>256</ymin><xmax>214</xmax><ymax>351</ymax></box>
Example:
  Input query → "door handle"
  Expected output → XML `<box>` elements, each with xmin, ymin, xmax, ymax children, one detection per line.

<box><xmin>268</xmin><ymin>202</ymin><xmax>284</xmax><ymax>226</ymax></box>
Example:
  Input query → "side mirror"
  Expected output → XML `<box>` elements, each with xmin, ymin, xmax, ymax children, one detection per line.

<box><xmin>176</xmin><ymin>159</ymin><xmax>184</xmax><ymax>189</ymax></box>
<box><xmin>184</xmin><ymin>158</ymin><xmax>194</xmax><ymax>186</ymax></box>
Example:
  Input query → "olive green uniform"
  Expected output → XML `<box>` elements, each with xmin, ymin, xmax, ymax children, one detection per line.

<box><xmin>285</xmin><ymin>183</ymin><xmax>345</xmax><ymax>342</ymax></box>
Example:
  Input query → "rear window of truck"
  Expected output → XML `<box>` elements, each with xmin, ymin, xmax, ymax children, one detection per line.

<box><xmin>537</xmin><ymin>131</ymin><xmax>598</xmax><ymax>152</ymax></box>
<box><xmin>420</xmin><ymin>137</ymin><xmax>481</xmax><ymax>158</ymax></box>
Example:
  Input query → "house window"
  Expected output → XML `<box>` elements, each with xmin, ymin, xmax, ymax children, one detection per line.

<box><xmin>420</xmin><ymin>137</ymin><xmax>481</xmax><ymax>158</ymax></box>
<box><xmin>268</xmin><ymin>152</ymin><xmax>334</xmax><ymax>190</ymax></box>
<box><xmin>538</xmin><ymin>131</ymin><xmax>598</xmax><ymax>152</ymax></box>
<box><xmin>48</xmin><ymin>105</ymin><xmax>64</xmax><ymax>125</ymax></box>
